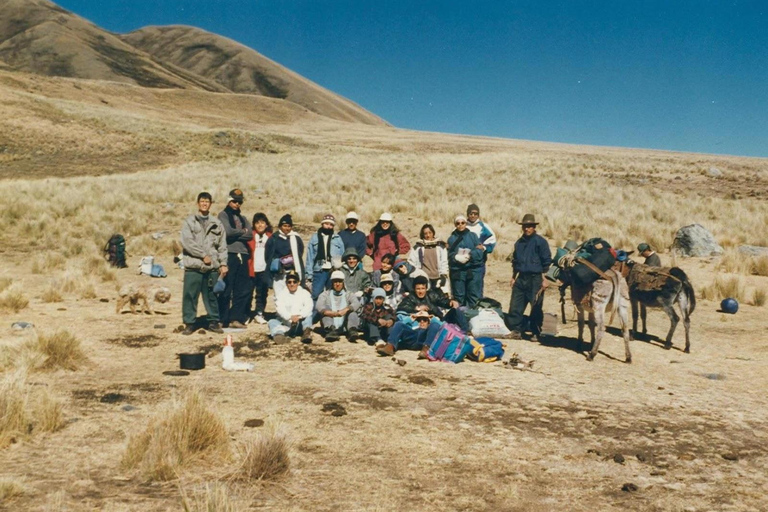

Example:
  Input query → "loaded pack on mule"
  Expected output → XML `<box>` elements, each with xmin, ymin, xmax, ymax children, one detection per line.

<box><xmin>547</xmin><ymin>238</ymin><xmax>632</xmax><ymax>363</ymax></box>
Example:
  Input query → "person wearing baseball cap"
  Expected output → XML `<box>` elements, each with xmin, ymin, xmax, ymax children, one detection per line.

<box><xmin>379</xmin><ymin>272</ymin><xmax>403</xmax><ymax>310</ymax></box>
<box><xmin>366</xmin><ymin>213</ymin><xmax>411</xmax><ymax>271</ymax></box>
<box><xmin>637</xmin><ymin>242</ymin><xmax>661</xmax><ymax>266</ymax></box>
<box><xmin>216</xmin><ymin>188</ymin><xmax>253</xmax><ymax>329</ymax></box>
<box><xmin>338</xmin><ymin>211</ymin><xmax>367</xmax><ymax>261</ymax></box>
<box><xmin>360</xmin><ymin>287</ymin><xmax>396</xmax><ymax>346</ymax></box>
<box><xmin>306</xmin><ymin>214</ymin><xmax>345</xmax><ymax>301</ymax></box>
<box><xmin>315</xmin><ymin>270</ymin><xmax>362</xmax><ymax>342</ymax></box>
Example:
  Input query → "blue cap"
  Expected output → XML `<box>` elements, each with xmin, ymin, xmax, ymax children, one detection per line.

<box><xmin>371</xmin><ymin>287</ymin><xmax>386</xmax><ymax>299</ymax></box>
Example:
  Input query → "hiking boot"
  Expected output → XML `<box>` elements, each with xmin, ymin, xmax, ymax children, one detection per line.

<box><xmin>374</xmin><ymin>339</ymin><xmax>387</xmax><ymax>349</ymax></box>
<box><xmin>347</xmin><ymin>328</ymin><xmax>361</xmax><ymax>343</ymax></box>
<box><xmin>273</xmin><ymin>334</ymin><xmax>289</xmax><ymax>345</ymax></box>
<box><xmin>324</xmin><ymin>329</ymin><xmax>341</xmax><ymax>342</ymax></box>
<box><xmin>181</xmin><ymin>324</ymin><xmax>195</xmax><ymax>336</ymax></box>
<box><xmin>254</xmin><ymin>314</ymin><xmax>267</xmax><ymax>325</ymax></box>
<box><xmin>207</xmin><ymin>322</ymin><xmax>224</xmax><ymax>334</ymax></box>
<box><xmin>376</xmin><ymin>343</ymin><xmax>396</xmax><ymax>357</ymax></box>
<box><xmin>507</xmin><ymin>330</ymin><xmax>522</xmax><ymax>340</ymax></box>
<box><xmin>301</xmin><ymin>328</ymin><xmax>313</xmax><ymax>344</ymax></box>
<box><xmin>229</xmin><ymin>320</ymin><xmax>247</xmax><ymax>329</ymax></box>
<box><xmin>417</xmin><ymin>346</ymin><xmax>430</xmax><ymax>360</ymax></box>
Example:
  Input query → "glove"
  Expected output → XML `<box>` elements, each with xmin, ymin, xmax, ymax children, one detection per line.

<box><xmin>455</xmin><ymin>253</ymin><xmax>470</xmax><ymax>264</ymax></box>
<box><xmin>439</xmin><ymin>275</ymin><xmax>447</xmax><ymax>288</ymax></box>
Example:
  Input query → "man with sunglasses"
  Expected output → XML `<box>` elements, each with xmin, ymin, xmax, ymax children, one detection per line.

<box><xmin>216</xmin><ymin>188</ymin><xmax>253</xmax><ymax>329</ymax></box>
<box><xmin>376</xmin><ymin>310</ymin><xmax>441</xmax><ymax>359</ymax></box>
<box><xmin>268</xmin><ymin>271</ymin><xmax>314</xmax><ymax>344</ymax></box>
<box><xmin>447</xmin><ymin>214</ymin><xmax>485</xmax><ymax>307</ymax></box>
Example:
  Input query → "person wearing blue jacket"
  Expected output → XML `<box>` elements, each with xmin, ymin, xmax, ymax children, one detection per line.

<box><xmin>447</xmin><ymin>215</ymin><xmax>485</xmax><ymax>307</ymax></box>
<box><xmin>306</xmin><ymin>214</ymin><xmax>345</xmax><ymax>300</ymax></box>
<box><xmin>465</xmin><ymin>204</ymin><xmax>497</xmax><ymax>297</ymax></box>
<box><xmin>508</xmin><ymin>213</ymin><xmax>552</xmax><ymax>339</ymax></box>
<box><xmin>338</xmin><ymin>211</ymin><xmax>367</xmax><ymax>259</ymax></box>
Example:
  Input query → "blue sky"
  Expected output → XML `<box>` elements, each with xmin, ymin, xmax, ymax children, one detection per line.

<box><xmin>56</xmin><ymin>1</ymin><xmax>767</xmax><ymax>157</ymax></box>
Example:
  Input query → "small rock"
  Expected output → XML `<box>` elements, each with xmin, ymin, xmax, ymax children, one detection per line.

<box><xmin>410</xmin><ymin>407</ymin><xmax>429</xmax><ymax>418</ymax></box>
<box><xmin>707</xmin><ymin>167</ymin><xmax>723</xmax><ymax>178</ymax></box>
<box><xmin>397</xmin><ymin>359</ymin><xmax>407</xmax><ymax>366</ymax></box>
<box><xmin>11</xmin><ymin>321</ymin><xmax>34</xmax><ymax>330</ymax></box>
<box><xmin>57</xmin><ymin>308</ymin><xmax>67</xmax><ymax>311</ymax></box>
<box><xmin>100</xmin><ymin>298</ymin><xmax>109</xmax><ymax>303</ymax></box>
<box><xmin>613</xmin><ymin>454</ymin><xmax>625</xmax><ymax>464</ymax></box>
<box><xmin>737</xmin><ymin>245</ymin><xmax>768</xmax><ymax>258</ymax></box>
<box><xmin>173</xmin><ymin>325</ymin><xmax>184</xmax><ymax>333</ymax></box>
<box><xmin>331</xmin><ymin>409</ymin><xmax>347</xmax><ymax>417</ymax></box>
<box><xmin>650</xmin><ymin>470</ymin><xmax>666</xmax><ymax>476</ymax></box>
<box><xmin>721</xmin><ymin>452</ymin><xmax>739</xmax><ymax>461</ymax></box>
<box><xmin>151</xmin><ymin>232</ymin><xmax>167</xmax><ymax>240</ymax></box>
<box><xmin>121</xmin><ymin>405</ymin><xmax>137</xmax><ymax>412</ymax></box>
<box><xmin>153</xmin><ymin>324</ymin><xmax>166</xmax><ymax>329</ymax></box>
<box><xmin>322</xmin><ymin>402</ymin><xmax>347</xmax><ymax>417</ymax></box>
<box><xmin>587</xmin><ymin>449</ymin><xmax>602</xmax><ymax>456</ymax></box>
<box><xmin>621</xmin><ymin>483</ymin><xmax>638</xmax><ymax>492</ymax></box>
<box><xmin>636</xmin><ymin>453</ymin><xmax>647</xmax><ymax>462</ymax></box>
<box><xmin>244</xmin><ymin>419</ymin><xmax>265</xmax><ymax>428</ymax></box>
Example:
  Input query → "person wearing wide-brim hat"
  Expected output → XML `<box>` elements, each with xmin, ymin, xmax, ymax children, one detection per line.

<box><xmin>636</xmin><ymin>242</ymin><xmax>661</xmax><ymax>266</ymax></box>
<box><xmin>508</xmin><ymin>213</ymin><xmax>552</xmax><ymax>339</ymax></box>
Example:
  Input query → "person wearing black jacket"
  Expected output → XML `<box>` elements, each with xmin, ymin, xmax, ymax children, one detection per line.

<box><xmin>397</xmin><ymin>276</ymin><xmax>469</xmax><ymax>332</ymax></box>
<box><xmin>216</xmin><ymin>188</ymin><xmax>253</xmax><ymax>328</ymax></box>
<box><xmin>508</xmin><ymin>213</ymin><xmax>552</xmax><ymax>339</ymax></box>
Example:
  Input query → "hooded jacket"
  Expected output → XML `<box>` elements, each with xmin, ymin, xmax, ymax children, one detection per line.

<box><xmin>181</xmin><ymin>214</ymin><xmax>228</xmax><ymax>272</ymax></box>
<box><xmin>447</xmin><ymin>229</ymin><xmax>485</xmax><ymax>271</ymax></box>
<box><xmin>340</xmin><ymin>247</ymin><xmax>372</xmax><ymax>294</ymax></box>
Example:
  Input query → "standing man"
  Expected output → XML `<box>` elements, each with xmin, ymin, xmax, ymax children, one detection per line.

<box><xmin>217</xmin><ymin>189</ymin><xmax>253</xmax><ymax>329</ymax></box>
<box><xmin>447</xmin><ymin>215</ymin><xmax>484</xmax><ymax>307</ymax></box>
<box><xmin>306</xmin><ymin>214</ymin><xmax>345</xmax><ymax>301</ymax></box>
<box><xmin>180</xmin><ymin>192</ymin><xmax>228</xmax><ymax>335</ymax></box>
<box><xmin>637</xmin><ymin>243</ymin><xmax>661</xmax><ymax>266</ymax></box>
<box><xmin>338</xmin><ymin>211</ymin><xmax>367</xmax><ymax>259</ymax></box>
<box><xmin>465</xmin><ymin>203</ymin><xmax>497</xmax><ymax>298</ymax></box>
<box><xmin>508</xmin><ymin>214</ymin><xmax>552</xmax><ymax>339</ymax></box>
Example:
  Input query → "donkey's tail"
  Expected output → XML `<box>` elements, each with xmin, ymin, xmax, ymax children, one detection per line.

<box><xmin>670</xmin><ymin>267</ymin><xmax>696</xmax><ymax>315</ymax></box>
<box><xmin>608</xmin><ymin>270</ymin><xmax>621</xmax><ymax>325</ymax></box>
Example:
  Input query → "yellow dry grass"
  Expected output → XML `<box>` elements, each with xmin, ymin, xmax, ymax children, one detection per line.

<box><xmin>232</xmin><ymin>423</ymin><xmax>291</xmax><ymax>481</ymax></box>
<box><xmin>35</xmin><ymin>330</ymin><xmax>88</xmax><ymax>371</ymax></box>
<box><xmin>0</xmin><ymin>476</ymin><xmax>27</xmax><ymax>503</ymax></box>
<box><xmin>180</xmin><ymin>482</ymin><xmax>241</xmax><ymax>512</ymax></box>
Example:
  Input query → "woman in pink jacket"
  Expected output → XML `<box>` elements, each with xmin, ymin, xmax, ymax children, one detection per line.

<box><xmin>366</xmin><ymin>212</ymin><xmax>411</xmax><ymax>271</ymax></box>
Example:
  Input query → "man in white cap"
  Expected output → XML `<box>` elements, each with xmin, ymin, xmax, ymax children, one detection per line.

<box><xmin>306</xmin><ymin>214</ymin><xmax>345</xmax><ymax>301</ymax></box>
<box><xmin>316</xmin><ymin>270</ymin><xmax>362</xmax><ymax>342</ymax></box>
<box><xmin>338</xmin><ymin>211</ymin><xmax>367</xmax><ymax>260</ymax></box>
<box><xmin>269</xmin><ymin>271</ymin><xmax>314</xmax><ymax>344</ymax></box>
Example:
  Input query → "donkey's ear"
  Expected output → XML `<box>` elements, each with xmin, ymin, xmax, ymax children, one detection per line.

<box><xmin>625</xmin><ymin>250</ymin><xmax>635</xmax><ymax>256</ymax></box>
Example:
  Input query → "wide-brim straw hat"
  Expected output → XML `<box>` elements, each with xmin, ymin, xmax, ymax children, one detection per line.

<box><xmin>517</xmin><ymin>213</ymin><xmax>539</xmax><ymax>225</ymax></box>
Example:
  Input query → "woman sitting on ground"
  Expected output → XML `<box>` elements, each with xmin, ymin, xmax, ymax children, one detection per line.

<box><xmin>247</xmin><ymin>212</ymin><xmax>273</xmax><ymax>324</ymax></box>
<box><xmin>366</xmin><ymin>212</ymin><xmax>411</xmax><ymax>271</ymax></box>
<box><xmin>379</xmin><ymin>273</ymin><xmax>403</xmax><ymax>310</ymax></box>
<box><xmin>408</xmin><ymin>223</ymin><xmax>449</xmax><ymax>291</ymax></box>
<box><xmin>371</xmin><ymin>253</ymin><xmax>400</xmax><ymax>290</ymax></box>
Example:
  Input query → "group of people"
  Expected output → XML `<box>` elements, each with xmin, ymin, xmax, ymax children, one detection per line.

<box><xmin>180</xmin><ymin>189</ymin><xmax>661</xmax><ymax>357</ymax></box>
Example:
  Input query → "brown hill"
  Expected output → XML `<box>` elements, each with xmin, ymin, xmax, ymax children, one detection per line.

<box><xmin>122</xmin><ymin>25</ymin><xmax>387</xmax><ymax>125</ymax></box>
<box><xmin>0</xmin><ymin>0</ymin><xmax>226</xmax><ymax>91</ymax></box>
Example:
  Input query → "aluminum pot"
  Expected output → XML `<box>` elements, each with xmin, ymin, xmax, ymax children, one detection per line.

<box><xmin>178</xmin><ymin>352</ymin><xmax>206</xmax><ymax>370</ymax></box>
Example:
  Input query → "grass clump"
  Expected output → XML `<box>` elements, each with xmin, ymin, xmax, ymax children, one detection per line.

<box><xmin>753</xmin><ymin>256</ymin><xmax>768</xmax><ymax>277</ymax></box>
<box><xmin>0</xmin><ymin>288</ymin><xmax>29</xmax><ymax>313</ymax></box>
<box><xmin>233</xmin><ymin>424</ymin><xmax>291</xmax><ymax>481</ymax></box>
<box><xmin>33</xmin><ymin>390</ymin><xmax>65</xmax><ymax>433</ymax></box>
<box><xmin>181</xmin><ymin>482</ymin><xmax>241</xmax><ymax>512</ymax></box>
<box><xmin>41</xmin><ymin>285</ymin><xmax>64</xmax><ymax>303</ymax></box>
<box><xmin>122</xmin><ymin>391</ymin><xmax>230</xmax><ymax>481</ymax></box>
<box><xmin>752</xmin><ymin>288</ymin><xmax>767</xmax><ymax>307</ymax></box>
<box><xmin>0</xmin><ymin>477</ymin><xmax>27</xmax><ymax>502</ymax></box>
<box><xmin>701</xmin><ymin>274</ymin><xmax>745</xmax><ymax>302</ymax></box>
<box><xmin>36</xmin><ymin>330</ymin><xmax>88</xmax><ymax>371</ymax></box>
<box><xmin>0</xmin><ymin>277</ymin><xmax>12</xmax><ymax>293</ymax></box>
<box><xmin>0</xmin><ymin>369</ymin><xmax>30</xmax><ymax>449</ymax></box>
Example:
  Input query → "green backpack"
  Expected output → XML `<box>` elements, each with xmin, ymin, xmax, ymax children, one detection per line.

<box><xmin>104</xmin><ymin>234</ymin><xmax>127</xmax><ymax>268</ymax></box>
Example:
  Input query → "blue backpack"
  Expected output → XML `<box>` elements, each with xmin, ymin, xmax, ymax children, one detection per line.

<box><xmin>467</xmin><ymin>337</ymin><xmax>505</xmax><ymax>362</ymax></box>
<box><xmin>427</xmin><ymin>323</ymin><xmax>472</xmax><ymax>363</ymax></box>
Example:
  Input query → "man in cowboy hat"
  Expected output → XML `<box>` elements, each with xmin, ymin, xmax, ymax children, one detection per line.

<box><xmin>508</xmin><ymin>213</ymin><xmax>552</xmax><ymax>339</ymax></box>
<box><xmin>376</xmin><ymin>309</ymin><xmax>441</xmax><ymax>359</ymax></box>
<box><xmin>637</xmin><ymin>242</ymin><xmax>661</xmax><ymax>266</ymax></box>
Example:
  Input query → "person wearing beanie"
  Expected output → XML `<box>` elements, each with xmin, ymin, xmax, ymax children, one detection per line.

<box><xmin>370</xmin><ymin>253</ymin><xmax>401</xmax><ymax>292</ymax></box>
<box><xmin>306</xmin><ymin>214</ymin><xmax>345</xmax><ymax>301</ymax></box>
<box><xmin>465</xmin><ymin>203</ymin><xmax>497</xmax><ymax>297</ymax></box>
<box><xmin>265</xmin><ymin>214</ymin><xmax>305</xmax><ymax>297</ymax></box>
<box><xmin>316</xmin><ymin>270</ymin><xmax>362</xmax><ymax>342</ymax></box>
<box><xmin>379</xmin><ymin>273</ymin><xmax>403</xmax><ymax>310</ymax></box>
<box><xmin>447</xmin><ymin>214</ymin><xmax>485</xmax><ymax>307</ymax></box>
<box><xmin>637</xmin><ymin>243</ymin><xmax>661</xmax><ymax>266</ymax></box>
<box><xmin>409</xmin><ymin>223</ymin><xmax>449</xmax><ymax>292</ymax></box>
<box><xmin>360</xmin><ymin>287</ymin><xmax>396</xmax><ymax>346</ymax></box>
<box><xmin>180</xmin><ymin>192</ymin><xmax>228</xmax><ymax>335</ymax></box>
<box><xmin>340</xmin><ymin>247</ymin><xmax>372</xmax><ymax>297</ymax></box>
<box><xmin>396</xmin><ymin>275</ymin><xmax>469</xmax><ymax>332</ymax></box>
<box><xmin>247</xmin><ymin>212</ymin><xmax>273</xmax><ymax>324</ymax></box>
<box><xmin>217</xmin><ymin>188</ymin><xmax>253</xmax><ymax>328</ymax></box>
<box><xmin>508</xmin><ymin>213</ymin><xmax>552</xmax><ymax>339</ymax></box>
<box><xmin>338</xmin><ymin>211</ymin><xmax>367</xmax><ymax>260</ymax></box>
<box><xmin>366</xmin><ymin>213</ymin><xmax>411</xmax><ymax>270</ymax></box>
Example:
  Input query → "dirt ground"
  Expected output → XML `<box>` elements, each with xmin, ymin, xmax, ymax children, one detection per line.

<box><xmin>1</xmin><ymin>252</ymin><xmax>766</xmax><ymax>512</ymax></box>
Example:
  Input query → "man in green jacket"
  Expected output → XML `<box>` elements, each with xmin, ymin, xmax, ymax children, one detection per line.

<box><xmin>180</xmin><ymin>192</ymin><xmax>229</xmax><ymax>335</ymax></box>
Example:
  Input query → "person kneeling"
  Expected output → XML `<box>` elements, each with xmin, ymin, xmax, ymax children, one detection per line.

<box><xmin>361</xmin><ymin>287</ymin><xmax>396</xmax><ymax>347</ymax></box>
<box><xmin>316</xmin><ymin>271</ymin><xmax>362</xmax><ymax>342</ymax></box>
<box><xmin>376</xmin><ymin>310</ymin><xmax>441</xmax><ymax>359</ymax></box>
<box><xmin>268</xmin><ymin>271</ymin><xmax>314</xmax><ymax>344</ymax></box>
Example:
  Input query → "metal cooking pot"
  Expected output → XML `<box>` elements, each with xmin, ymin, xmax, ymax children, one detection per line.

<box><xmin>178</xmin><ymin>352</ymin><xmax>206</xmax><ymax>370</ymax></box>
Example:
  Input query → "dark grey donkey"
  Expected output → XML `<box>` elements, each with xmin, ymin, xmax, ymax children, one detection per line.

<box><xmin>624</xmin><ymin>262</ymin><xmax>696</xmax><ymax>353</ymax></box>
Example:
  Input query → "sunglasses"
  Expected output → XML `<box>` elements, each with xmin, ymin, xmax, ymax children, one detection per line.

<box><xmin>286</xmin><ymin>279</ymin><xmax>299</xmax><ymax>284</ymax></box>
<box><xmin>456</xmin><ymin>221</ymin><xmax>466</xmax><ymax>225</ymax></box>
<box><xmin>231</xmin><ymin>200</ymin><xmax>243</xmax><ymax>205</ymax></box>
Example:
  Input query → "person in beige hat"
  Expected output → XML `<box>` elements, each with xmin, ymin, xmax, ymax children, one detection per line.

<box><xmin>339</xmin><ymin>211</ymin><xmax>367</xmax><ymax>259</ymax></box>
<box><xmin>366</xmin><ymin>212</ymin><xmax>411</xmax><ymax>271</ymax></box>
<box><xmin>508</xmin><ymin>214</ymin><xmax>552</xmax><ymax>339</ymax></box>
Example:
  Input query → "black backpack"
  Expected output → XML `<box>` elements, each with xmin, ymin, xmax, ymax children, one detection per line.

<box><xmin>104</xmin><ymin>234</ymin><xmax>127</xmax><ymax>268</ymax></box>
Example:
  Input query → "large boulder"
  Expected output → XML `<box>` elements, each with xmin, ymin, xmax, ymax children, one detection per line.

<box><xmin>672</xmin><ymin>224</ymin><xmax>724</xmax><ymax>257</ymax></box>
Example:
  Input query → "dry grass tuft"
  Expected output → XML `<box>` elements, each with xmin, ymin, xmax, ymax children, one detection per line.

<box><xmin>41</xmin><ymin>284</ymin><xmax>64</xmax><ymax>303</ymax></box>
<box><xmin>752</xmin><ymin>288</ymin><xmax>767</xmax><ymax>307</ymax></box>
<box><xmin>718</xmin><ymin>250</ymin><xmax>753</xmax><ymax>275</ymax></box>
<box><xmin>35</xmin><ymin>330</ymin><xmax>88</xmax><ymax>371</ymax></box>
<box><xmin>0</xmin><ymin>476</ymin><xmax>27</xmax><ymax>502</ymax></box>
<box><xmin>233</xmin><ymin>424</ymin><xmax>291</xmax><ymax>481</ymax></box>
<box><xmin>0</xmin><ymin>369</ymin><xmax>30</xmax><ymax>449</ymax></box>
<box><xmin>0</xmin><ymin>277</ymin><xmax>12</xmax><ymax>293</ymax></box>
<box><xmin>123</xmin><ymin>391</ymin><xmax>230</xmax><ymax>481</ymax></box>
<box><xmin>701</xmin><ymin>274</ymin><xmax>746</xmax><ymax>302</ymax></box>
<box><xmin>753</xmin><ymin>256</ymin><xmax>768</xmax><ymax>277</ymax></box>
<box><xmin>180</xmin><ymin>482</ymin><xmax>241</xmax><ymax>512</ymax></box>
<box><xmin>0</xmin><ymin>288</ymin><xmax>29</xmax><ymax>312</ymax></box>
<box><xmin>33</xmin><ymin>390</ymin><xmax>66</xmax><ymax>433</ymax></box>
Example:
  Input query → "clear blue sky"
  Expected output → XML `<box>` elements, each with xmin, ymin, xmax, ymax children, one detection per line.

<box><xmin>56</xmin><ymin>0</ymin><xmax>767</xmax><ymax>157</ymax></box>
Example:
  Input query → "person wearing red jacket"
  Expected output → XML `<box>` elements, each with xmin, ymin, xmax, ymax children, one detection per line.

<box><xmin>366</xmin><ymin>212</ymin><xmax>411</xmax><ymax>271</ymax></box>
<box><xmin>247</xmin><ymin>212</ymin><xmax>273</xmax><ymax>324</ymax></box>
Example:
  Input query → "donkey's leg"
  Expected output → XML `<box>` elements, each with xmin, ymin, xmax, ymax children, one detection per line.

<box><xmin>663</xmin><ymin>302</ymin><xmax>679</xmax><ymax>350</ymax></box>
<box><xmin>631</xmin><ymin>299</ymin><xmax>639</xmax><ymax>339</ymax></box>
<box><xmin>619</xmin><ymin>298</ymin><xmax>632</xmax><ymax>363</ymax></box>
<box><xmin>587</xmin><ymin>308</ymin><xmax>604</xmax><ymax>361</ymax></box>
<box><xmin>577</xmin><ymin>308</ymin><xmax>585</xmax><ymax>353</ymax></box>
<box><xmin>679</xmin><ymin>294</ymin><xmax>691</xmax><ymax>353</ymax></box>
<box><xmin>640</xmin><ymin>303</ymin><xmax>648</xmax><ymax>336</ymax></box>
<box><xmin>588</xmin><ymin>312</ymin><xmax>596</xmax><ymax>345</ymax></box>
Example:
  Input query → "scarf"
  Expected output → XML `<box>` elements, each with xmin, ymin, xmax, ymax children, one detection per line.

<box><xmin>223</xmin><ymin>205</ymin><xmax>246</xmax><ymax>231</ymax></box>
<box><xmin>278</xmin><ymin>230</ymin><xmax>302</xmax><ymax>280</ymax></box>
<box><xmin>315</xmin><ymin>227</ymin><xmax>334</xmax><ymax>263</ymax></box>
<box><xmin>373</xmin><ymin>223</ymin><xmax>398</xmax><ymax>253</ymax></box>
<box><xmin>330</xmin><ymin>290</ymin><xmax>348</xmax><ymax>329</ymax></box>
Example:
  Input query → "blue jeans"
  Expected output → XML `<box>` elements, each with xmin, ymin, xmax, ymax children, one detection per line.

<box><xmin>387</xmin><ymin>321</ymin><xmax>442</xmax><ymax>351</ymax></box>
<box><xmin>268</xmin><ymin>316</ymin><xmax>313</xmax><ymax>337</ymax></box>
<box><xmin>311</xmin><ymin>270</ymin><xmax>331</xmax><ymax>301</ymax></box>
<box><xmin>450</xmin><ymin>267</ymin><xmax>483</xmax><ymax>308</ymax></box>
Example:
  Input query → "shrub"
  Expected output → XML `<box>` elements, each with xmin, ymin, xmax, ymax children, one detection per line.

<box><xmin>753</xmin><ymin>256</ymin><xmax>768</xmax><ymax>277</ymax></box>
<box><xmin>41</xmin><ymin>285</ymin><xmax>63</xmax><ymax>303</ymax></box>
<box><xmin>0</xmin><ymin>289</ymin><xmax>29</xmax><ymax>313</ymax></box>
<box><xmin>0</xmin><ymin>477</ymin><xmax>27</xmax><ymax>502</ymax></box>
<box><xmin>180</xmin><ymin>482</ymin><xmax>240</xmax><ymax>512</ymax></box>
<box><xmin>0</xmin><ymin>278</ymin><xmax>12</xmax><ymax>293</ymax></box>
<box><xmin>36</xmin><ymin>330</ymin><xmax>88</xmax><ymax>371</ymax></box>
<box><xmin>701</xmin><ymin>274</ymin><xmax>745</xmax><ymax>302</ymax></box>
<box><xmin>233</xmin><ymin>424</ymin><xmax>290</xmax><ymax>481</ymax></box>
<box><xmin>753</xmin><ymin>288</ymin><xmax>767</xmax><ymax>307</ymax></box>
<box><xmin>718</xmin><ymin>249</ymin><xmax>752</xmax><ymax>275</ymax></box>
<box><xmin>123</xmin><ymin>391</ymin><xmax>230</xmax><ymax>481</ymax></box>
<box><xmin>0</xmin><ymin>369</ymin><xmax>30</xmax><ymax>449</ymax></box>
<box><xmin>33</xmin><ymin>390</ymin><xmax>65</xmax><ymax>433</ymax></box>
